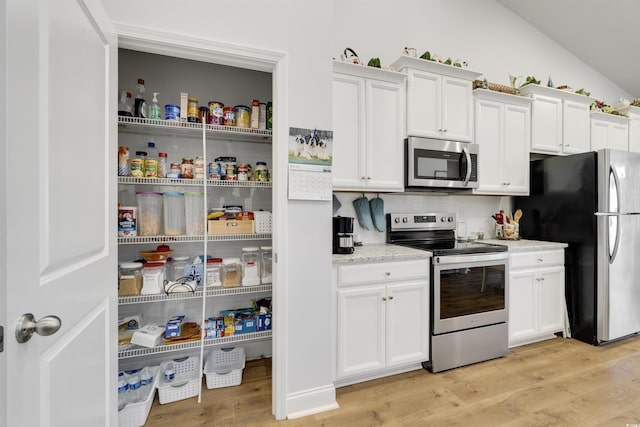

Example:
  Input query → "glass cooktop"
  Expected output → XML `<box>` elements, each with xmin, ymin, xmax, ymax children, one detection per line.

<box><xmin>394</xmin><ymin>240</ymin><xmax>507</xmax><ymax>256</ymax></box>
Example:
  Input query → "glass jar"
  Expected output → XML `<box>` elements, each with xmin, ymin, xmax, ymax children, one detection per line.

<box><xmin>167</xmin><ymin>256</ymin><xmax>189</xmax><ymax>282</ymax></box>
<box><xmin>181</xmin><ymin>157</ymin><xmax>194</xmax><ymax>179</ymax></box>
<box><xmin>194</xmin><ymin>156</ymin><xmax>205</xmax><ymax>180</ymax></box>
<box><xmin>206</xmin><ymin>257</ymin><xmax>223</xmax><ymax>287</ymax></box>
<box><xmin>118</xmin><ymin>262</ymin><xmax>143</xmax><ymax>296</ymax></box>
<box><xmin>221</xmin><ymin>258</ymin><xmax>242</xmax><ymax>288</ymax></box>
<box><xmin>241</xmin><ymin>247</ymin><xmax>261</xmax><ymax>286</ymax></box>
<box><xmin>260</xmin><ymin>246</ymin><xmax>273</xmax><ymax>285</ymax></box>
<box><xmin>187</xmin><ymin>97</ymin><xmax>199</xmax><ymax>123</ymax></box>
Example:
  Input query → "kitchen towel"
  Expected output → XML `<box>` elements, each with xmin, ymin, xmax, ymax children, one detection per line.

<box><xmin>353</xmin><ymin>194</ymin><xmax>372</xmax><ymax>231</ymax></box>
<box><xmin>369</xmin><ymin>195</ymin><xmax>385</xmax><ymax>232</ymax></box>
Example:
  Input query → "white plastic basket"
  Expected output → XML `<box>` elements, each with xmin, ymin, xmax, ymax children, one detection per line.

<box><xmin>118</xmin><ymin>367</ymin><xmax>159</xmax><ymax>427</ymax></box>
<box><xmin>253</xmin><ymin>211</ymin><xmax>272</xmax><ymax>234</ymax></box>
<box><xmin>204</xmin><ymin>347</ymin><xmax>246</xmax><ymax>389</ymax></box>
<box><xmin>157</xmin><ymin>356</ymin><xmax>200</xmax><ymax>405</ymax></box>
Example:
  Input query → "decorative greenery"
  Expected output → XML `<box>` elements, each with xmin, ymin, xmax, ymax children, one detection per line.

<box><xmin>520</xmin><ymin>76</ymin><xmax>541</xmax><ymax>87</ymax></box>
<box><xmin>367</xmin><ymin>57</ymin><xmax>381</xmax><ymax>68</ymax></box>
<box><xmin>575</xmin><ymin>88</ymin><xmax>591</xmax><ymax>97</ymax></box>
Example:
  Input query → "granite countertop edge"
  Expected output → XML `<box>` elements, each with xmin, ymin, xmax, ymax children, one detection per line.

<box><xmin>482</xmin><ymin>238</ymin><xmax>569</xmax><ymax>252</ymax></box>
<box><xmin>332</xmin><ymin>243</ymin><xmax>432</xmax><ymax>264</ymax></box>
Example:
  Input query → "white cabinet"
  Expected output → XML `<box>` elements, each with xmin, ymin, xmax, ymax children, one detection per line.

<box><xmin>391</xmin><ymin>56</ymin><xmax>482</xmax><ymax>141</ymax></box>
<box><xmin>334</xmin><ymin>259</ymin><xmax>429</xmax><ymax>383</ymax></box>
<box><xmin>473</xmin><ymin>89</ymin><xmax>531</xmax><ymax>195</ymax></box>
<box><xmin>508</xmin><ymin>249</ymin><xmax>566</xmax><ymax>347</ymax></box>
<box><xmin>519</xmin><ymin>84</ymin><xmax>594</xmax><ymax>155</ymax></box>
<box><xmin>590</xmin><ymin>112</ymin><xmax>629</xmax><ymax>151</ymax></box>
<box><xmin>332</xmin><ymin>61</ymin><xmax>406</xmax><ymax>192</ymax></box>
<box><xmin>615</xmin><ymin>105</ymin><xmax>640</xmax><ymax>153</ymax></box>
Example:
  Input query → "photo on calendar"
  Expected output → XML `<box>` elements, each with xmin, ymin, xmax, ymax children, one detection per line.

<box><xmin>288</xmin><ymin>127</ymin><xmax>333</xmax><ymax>166</ymax></box>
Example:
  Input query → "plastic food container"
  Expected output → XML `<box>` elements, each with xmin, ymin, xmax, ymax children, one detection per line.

<box><xmin>184</xmin><ymin>192</ymin><xmax>204</xmax><ymax>235</ymax></box>
<box><xmin>221</xmin><ymin>258</ymin><xmax>242</xmax><ymax>288</ymax></box>
<box><xmin>136</xmin><ymin>192</ymin><xmax>162</xmax><ymax>236</ymax></box>
<box><xmin>241</xmin><ymin>247</ymin><xmax>260</xmax><ymax>286</ymax></box>
<box><xmin>234</xmin><ymin>105</ymin><xmax>250</xmax><ymax>128</ymax></box>
<box><xmin>162</xmin><ymin>192</ymin><xmax>185</xmax><ymax>236</ymax></box>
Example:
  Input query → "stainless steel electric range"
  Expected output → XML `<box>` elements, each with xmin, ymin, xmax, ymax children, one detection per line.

<box><xmin>387</xmin><ymin>212</ymin><xmax>509</xmax><ymax>373</ymax></box>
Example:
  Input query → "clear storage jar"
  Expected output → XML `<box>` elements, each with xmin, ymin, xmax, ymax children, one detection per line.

<box><xmin>221</xmin><ymin>258</ymin><xmax>242</xmax><ymax>288</ymax></box>
<box><xmin>141</xmin><ymin>262</ymin><xmax>165</xmax><ymax>295</ymax></box>
<box><xmin>206</xmin><ymin>258</ymin><xmax>223</xmax><ymax>287</ymax></box>
<box><xmin>167</xmin><ymin>256</ymin><xmax>189</xmax><ymax>282</ymax></box>
<box><xmin>184</xmin><ymin>192</ymin><xmax>204</xmax><ymax>235</ymax></box>
<box><xmin>241</xmin><ymin>247</ymin><xmax>260</xmax><ymax>287</ymax></box>
<box><xmin>136</xmin><ymin>192</ymin><xmax>162</xmax><ymax>236</ymax></box>
<box><xmin>118</xmin><ymin>262</ymin><xmax>143</xmax><ymax>296</ymax></box>
<box><xmin>260</xmin><ymin>246</ymin><xmax>272</xmax><ymax>285</ymax></box>
<box><xmin>162</xmin><ymin>192</ymin><xmax>185</xmax><ymax>236</ymax></box>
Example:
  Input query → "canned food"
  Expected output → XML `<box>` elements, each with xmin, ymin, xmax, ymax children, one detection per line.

<box><xmin>165</xmin><ymin>104</ymin><xmax>180</xmax><ymax>121</ymax></box>
<box><xmin>223</xmin><ymin>107</ymin><xmax>235</xmax><ymax>126</ymax></box>
<box><xmin>237</xmin><ymin>165</ymin><xmax>249</xmax><ymax>181</ymax></box>
<box><xmin>208</xmin><ymin>101</ymin><xmax>224</xmax><ymax>125</ymax></box>
<box><xmin>187</xmin><ymin>97</ymin><xmax>199</xmax><ymax>123</ymax></box>
<box><xmin>181</xmin><ymin>157</ymin><xmax>194</xmax><ymax>179</ymax></box>
<box><xmin>266</xmin><ymin>102</ymin><xmax>273</xmax><ymax>130</ymax></box>
<box><xmin>234</xmin><ymin>105</ymin><xmax>250</xmax><ymax>128</ymax></box>
<box><xmin>208</xmin><ymin>162</ymin><xmax>221</xmax><ymax>180</ymax></box>
<box><xmin>194</xmin><ymin>156</ymin><xmax>205</xmax><ymax>179</ymax></box>
<box><xmin>169</xmin><ymin>163</ymin><xmax>181</xmax><ymax>178</ymax></box>
<box><xmin>198</xmin><ymin>106</ymin><xmax>209</xmax><ymax>124</ymax></box>
<box><xmin>144</xmin><ymin>159</ymin><xmax>158</xmax><ymax>178</ymax></box>
<box><xmin>130</xmin><ymin>158</ymin><xmax>144</xmax><ymax>178</ymax></box>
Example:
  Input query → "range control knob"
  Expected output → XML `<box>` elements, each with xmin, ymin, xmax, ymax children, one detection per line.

<box><xmin>394</xmin><ymin>217</ymin><xmax>400</xmax><ymax>223</ymax></box>
<box><xmin>440</xmin><ymin>216</ymin><xmax>446</xmax><ymax>222</ymax></box>
<box><xmin>448</xmin><ymin>216</ymin><xmax>454</xmax><ymax>222</ymax></box>
<box><xmin>402</xmin><ymin>217</ymin><xmax>408</xmax><ymax>223</ymax></box>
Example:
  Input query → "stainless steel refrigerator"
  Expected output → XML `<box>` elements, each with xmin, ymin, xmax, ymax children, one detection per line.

<box><xmin>515</xmin><ymin>149</ymin><xmax>640</xmax><ymax>345</ymax></box>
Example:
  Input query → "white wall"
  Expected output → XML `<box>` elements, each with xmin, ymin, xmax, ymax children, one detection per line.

<box><xmin>103</xmin><ymin>0</ymin><xmax>629</xmax><ymax>419</ymax></box>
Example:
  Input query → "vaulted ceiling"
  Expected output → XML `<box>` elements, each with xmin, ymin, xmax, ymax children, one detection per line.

<box><xmin>498</xmin><ymin>0</ymin><xmax>640</xmax><ymax>99</ymax></box>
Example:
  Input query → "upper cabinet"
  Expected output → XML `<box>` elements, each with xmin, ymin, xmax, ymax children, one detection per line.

<box><xmin>519</xmin><ymin>84</ymin><xmax>594</xmax><ymax>155</ymax></box>
<box><xmin>332</xmin><ymin>61</ymin><xmax>406</xmax><ymax>192</ymax></box>
<box><xmin>473</xmin><ymin>89</ymin><xmax>531</xmax><ymax>196</ymax></box>
<box><xmin>613</xmin><ymin>105</ymin><xmax>640</xmax><ymax>153</ymax></box>
<box><xmin>590</xmin><ymin>112</ymin><xmax>629</xmax><ymax>152</ymax></box>
<box><xmin>391</xmin><ymin>56</ymin><xmax>482</xmax><ymax>142</ymax></box>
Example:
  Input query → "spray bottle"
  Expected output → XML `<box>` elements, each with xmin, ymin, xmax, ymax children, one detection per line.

<box><xmin>149</xmin><ymin>92</ymin><xmax>161</xmax><ymax>120</ymax></box>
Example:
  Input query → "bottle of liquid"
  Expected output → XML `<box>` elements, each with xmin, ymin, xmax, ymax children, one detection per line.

<box><xmin>134</xmin><ymin>78</ymin><xmax>147</xmax><ymax>118</ymax></box>
<box><xmin>158</xmin><ymin>152</ymin><xmax>167</xmax><ymax>178</ymax></box>
<box><xmin>138</xmin><ymin>367</ymin><xmax>153</xmax><ymax>401</ymax></box>
<box><xmin>149</xmin><ymin>92</ymin><xmax>161</xmax><ymax>120</ymax></box>
<box><xmin>118</xmin><ymin>91</ymin><xmax>133</xmax><ymax>116</ymax></box>
<box><xmin>117</xmin><ymin>371</ymin><xmax>129</xmax><ymax>406</ymax></box>
<box><xmin>126</xmin><ymin>369</ymin><xmax>142</xmax><ymax>403</ymax></box>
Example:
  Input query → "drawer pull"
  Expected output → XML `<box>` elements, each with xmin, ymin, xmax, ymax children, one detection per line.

<box><xmin>388</xmin><ymin>296</ymin><xmax>394</xmax><ymax>300</ymax></box>
<box><xmin>537</xmin><ymin>258</ymin><xmax>543</xmax><ymax>262</ymax></box>
<box><xmin>385</xmin><ymin>272</ymin><xmax>391</xmax><ymax>276</ymax></box>
<box><xmin>382</xmin><ymin>297</ymin><xmax>387</xmax><ymax>301</ymax></box>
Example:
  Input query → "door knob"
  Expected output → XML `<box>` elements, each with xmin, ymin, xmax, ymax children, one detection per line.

<box><xmin>15</xmin><ymin>313</ymin><xmax>61</xmax><ymax>343</ymax></box>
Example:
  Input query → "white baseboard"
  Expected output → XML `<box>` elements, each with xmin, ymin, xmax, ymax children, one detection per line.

<box><xmin>286</xmin><ymin>384</ymin><xmax>339</xmax><ymax>419</ymax></box>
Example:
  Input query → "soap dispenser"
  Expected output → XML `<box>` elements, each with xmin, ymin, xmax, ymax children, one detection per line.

<box><xmin>149</xmin><ymin>92</ymin><xmax>161</xmax><ymax>120</ymax></box>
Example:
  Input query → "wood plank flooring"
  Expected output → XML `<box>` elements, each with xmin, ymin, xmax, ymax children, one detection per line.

<box><xmin>144</xmin><ymin>335</ymin><xmax>640</xmax><ymax>426</ymax></box>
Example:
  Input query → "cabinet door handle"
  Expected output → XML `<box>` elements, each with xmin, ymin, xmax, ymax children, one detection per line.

<box><xmin>537</xmin><ymin>258</ymin><xmax>543</xmax><ymax>262</ymax></box>
<box><xmin>385</xmin><ymin>272</ymin><xmax>391</xmax><ymax>276</ymax></box>
<box><xmin>388</xmin><ymin>296</ymin><xmax>394</xmax><ymax>300</ymax></box>
<box><xmin>382</xmin><ymin>297</ymin><xmax>387</xmax><ymax>301</ymax></box>
<box><xmin>361</xmin><ymin>176</ymin><xmax>366</xmax><ymax>180</ymax></box>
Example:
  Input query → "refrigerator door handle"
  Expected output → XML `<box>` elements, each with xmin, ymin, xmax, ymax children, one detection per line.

<box><xmin>609</xmin><ymin>167</ymin><xmax>621</xmax><ymax>263</ymax></box>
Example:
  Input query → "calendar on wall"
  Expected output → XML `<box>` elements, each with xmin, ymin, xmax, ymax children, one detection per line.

<box><xmin>287</xmin><ymin>126</ymin><xmax>333</xmax><ymax>201</ymax></box>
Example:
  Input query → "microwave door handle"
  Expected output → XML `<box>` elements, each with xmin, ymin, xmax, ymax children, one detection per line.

<box><xmin>461</xmin><ymin>147</ymin><xmax>472</xmax><ymax>186</ymax></box>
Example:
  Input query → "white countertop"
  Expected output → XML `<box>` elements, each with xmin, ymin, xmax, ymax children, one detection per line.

<box><xmin>482</xmin><ymin>238</ymin><xmax>568</xmax><ymax>252</ymax></box>
<box><xmin>332</xmin><ymin>243</ymin><xmax>431</xmax><ymax>264</ymax></box>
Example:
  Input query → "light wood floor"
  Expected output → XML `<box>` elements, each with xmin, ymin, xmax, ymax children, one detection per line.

<box><xmin>144</xmin><ymin>335</ymin><xmax>640</xmax><ymax>426</ymax></box>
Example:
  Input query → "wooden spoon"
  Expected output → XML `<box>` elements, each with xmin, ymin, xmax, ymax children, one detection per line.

<box><xmin>514</xmin><ymin>209</ymin><xmax>523</xmax><ymax>224</ymax></box>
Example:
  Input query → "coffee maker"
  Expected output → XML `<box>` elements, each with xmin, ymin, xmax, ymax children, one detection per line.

<box><xmin>333</xmin><ymin>216</ymin><xmax>355</xmax><ymax>254</ymax></box>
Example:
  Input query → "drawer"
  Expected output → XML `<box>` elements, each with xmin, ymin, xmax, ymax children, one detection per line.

<box><xmin>510</xmin><ymin>249</ymin><xmax>564</xmax><ymax>270</ymax></box>
<box><xmin>338</xmin><ymin>259</ymin><xmax>429</xmax><ymax>287</ymax></box>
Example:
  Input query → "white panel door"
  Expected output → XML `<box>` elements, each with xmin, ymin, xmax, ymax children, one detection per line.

<box><xmin>385</xmin><ymin>281</ymin><xmax>429</xmax><ymax>366</ymax></box>
<box><xmin>591</xmin><ymin>120</ymin><xmax>609</xmax><ymax>151</ymax></box>
<box><xmin>608</xmin><ymin>123</ymin><xmax>629</xmax><ymax>151</ymax></box>
<box><xmin>332</xmin><ymin>73</ymin><xmax>366</xmax><ymax>190</ymax></box>
<box><xmin>508</xmin><ymin>270</ymin><xmax>537</xmax><ymax>345</ymax></box>
<box><xmin>563</xmin><ymin>100</ymin><xmax>591</xmax><ymax>154</ymax></box>
<box><xmin>474</xmin><ymin>98</ymin><xmax>503</xmax><ymax>193</ymax></box>
<box><xmin>537</xmin><ymin>267</ymin><xmax>565</xmax><ymax>335</ymax></box>
<box><xmin>2</xmin><ymin>1</ymin><xmax>117</xmax><ymax>426</ymax></box>
<box><xmin>336</xmin><ymin>286</ymin><xmax>385</xmax><ymax>378</ymax></box>
<box><xmin>442</xmin><ymin>76</ymin><xmax>474</xmax><ymax>142</ymax></box>
<box><xmin>530</xmin><ymin>95</ymin><xmax>562</xmax><ymax>154</ymax></box>
<box><xmin>503</xmin><ymin>103</ymin><xmax>530</xmax><ymax>194</ymax></box>
<box><xmin>406</xmin><ymin>70</ymin><xmax>441</xmax><ymax>138</ymax></box>
<box><xmin>366</xmin><ymin>79</ymin><xmax>404</xmax><ymax>191</ymax></box>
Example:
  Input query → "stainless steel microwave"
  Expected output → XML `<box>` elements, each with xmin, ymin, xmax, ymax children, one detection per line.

<box><xmin>405</xmin><ymin>136</ymin><xmax>479</xmax><ymax>190</ymax></box>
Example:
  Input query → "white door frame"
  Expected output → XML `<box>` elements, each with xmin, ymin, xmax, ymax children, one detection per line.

<box><xmin>114</xmin><ymin>24</ymin><xmax>289</xmax><ymax>419</ymax></box>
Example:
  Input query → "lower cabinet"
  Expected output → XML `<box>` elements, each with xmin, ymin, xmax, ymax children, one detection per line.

<box><xmin>508</xmin><ymin>249</ymin><xmax>566</xmax><ymax>347</ymax></box>
<box><xmin>334</xmin><ymin>259</ymin><xmax>429</xmax><ymax>383</ymax></box>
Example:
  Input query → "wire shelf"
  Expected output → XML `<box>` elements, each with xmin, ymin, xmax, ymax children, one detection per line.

<box><xmin>117</xmin><ymin>176</ymin><xmax>272</xmax><ymax>188</ymax></box>
<box><xmin>117</xmin><ymin>233</ymin><xmax>271</xmax><ymax>245</ymax></box>
<box><xmin>117</xmin><ymin>116</ymin><xmax>272</xmax><ymax>143</ymax></box>
<box><xmin>118</xmin><ymin>284</ymin><xmax>272</xmax><ymax>305</ymax></box>
<box><xmin>118</xmin><ymin>331</ymin><xmax>272</xmax><ymax>359</ymax></box>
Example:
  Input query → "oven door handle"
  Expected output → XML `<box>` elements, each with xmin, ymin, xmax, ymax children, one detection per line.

<box><xmin>461</xmin><ymin>147</ymin><xmax>472</xmax><ymax>187</ymax></box>
<box><xmin>435</xmin><ymin>252</ymin><xmax>508</xmax><ymax>265</ymax></box>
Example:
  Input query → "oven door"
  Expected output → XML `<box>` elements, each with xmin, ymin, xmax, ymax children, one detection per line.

<box><xmin>432</xmin><ymin>252</ymin><xmax>508</xmax><ymax>335</ymax></box>
<box><xmin>406</xmin><ymin>136</ymin><xmax>479</xmax><ymax>189</ymax></box>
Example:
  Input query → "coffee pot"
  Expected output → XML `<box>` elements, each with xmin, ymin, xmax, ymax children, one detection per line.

<box><xmin>333</xmin><ymin>216</ymin><xmax>355</xmax><ymax>255</ymax></box>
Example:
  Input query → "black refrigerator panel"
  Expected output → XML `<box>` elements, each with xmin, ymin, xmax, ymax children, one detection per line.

<box><xmin>515</xmin><ymin>152</ymin><xmax>599</xmax><ymax>345</ymax></box>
